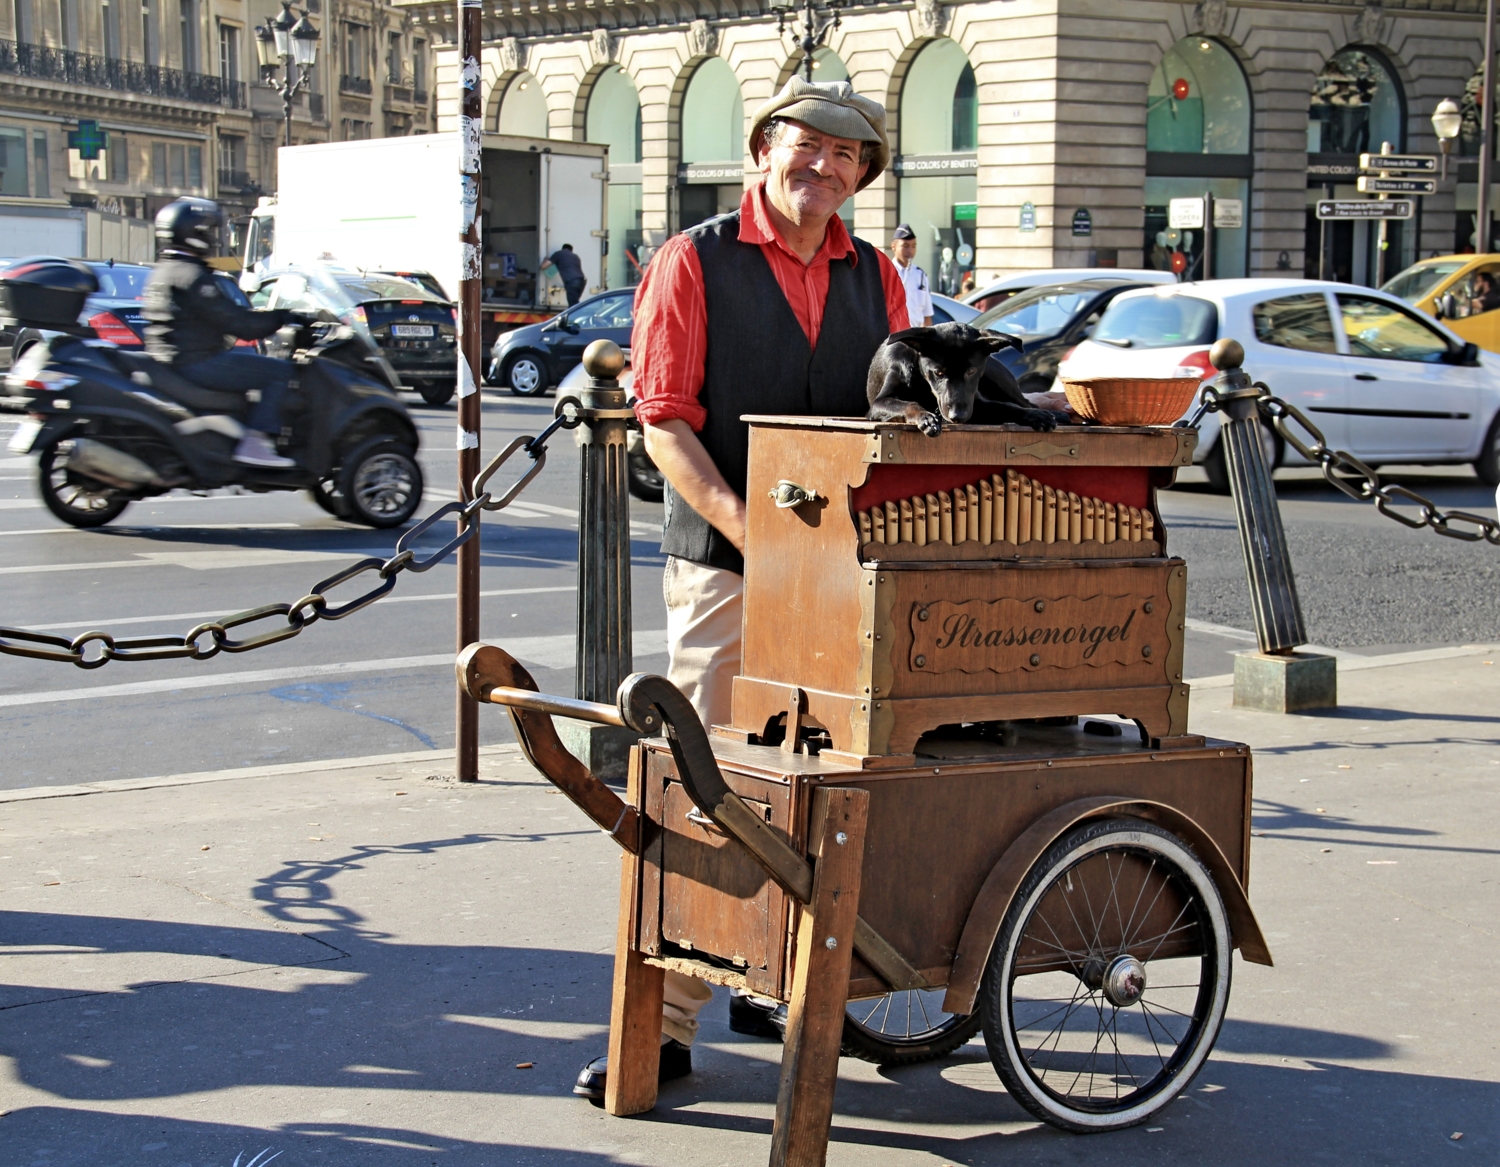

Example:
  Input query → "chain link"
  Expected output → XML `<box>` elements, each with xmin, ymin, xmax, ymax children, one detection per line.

<box><xmin>0</xmin><ymin>423</ymin><xmax>567</xmax><ymax>668</ymax></box>
<box><xmin>1191</xmin><ymin>384</ymin><xmax>1500</xmax><ymax>547</ymax></box>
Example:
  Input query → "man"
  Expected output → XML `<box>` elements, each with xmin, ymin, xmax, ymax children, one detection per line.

<box><xmin>548</xmin><ymin>242</ymin><xmax>587</xmax><ymax>306</ymax></box>
<box><xmin>572</xmin><ymin>77</ymin><xmax>909</xmax><ymax>1102</ymax></box>
<box><xmin>1470</xmin><ymin>270</ymin><xmax>1500</xmax><ymax>316</ymax></box>
<box><xmin>890</xmin><ymin>222</ymin><xmax>932</xmax><ymax>327</ymax></box>
<box><xmin>142</xmin><ymin>197</ymin><xmax>303</xmax><ymax>468</ymax></box>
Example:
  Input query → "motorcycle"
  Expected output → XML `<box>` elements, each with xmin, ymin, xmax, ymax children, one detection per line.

<box><xmin>1</xmin><ymin>257</ymin><xmax>423</xmax><ymax>530</ymax></box>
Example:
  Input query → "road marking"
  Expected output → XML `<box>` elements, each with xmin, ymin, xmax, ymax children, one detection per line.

<box><xmin>0</xmin><ymin>741</ymin><xmax>529</xmax><ymax>803</ymax></box>
<box><xmin>0</xmin><ymin>522</ymin><xmax>305</xmax><ymax>537</ymax></box>
<box><xmin>22</xmin><ymin>585</ymin><xmax>577</xmax><ymax>632</ymax></box>
<box><xmin>0</xmin><ymin>547</ymin><xmax>359</xmax><ymax>576</ymax></box>
<box><xmin>0</xmin><ymin>628</ymin><xmax>669</xmax><ymax>708</ymax></box>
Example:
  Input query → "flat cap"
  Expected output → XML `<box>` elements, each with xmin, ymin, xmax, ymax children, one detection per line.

<box><xmin>748</xmin><ymin>77</ymin><xmax>890</xmax><ymax>190</ymax></box>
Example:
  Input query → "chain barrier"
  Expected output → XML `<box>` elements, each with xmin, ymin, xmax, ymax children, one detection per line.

<box><xmin>1185</xmin><ymin>384</ymin><xmax>1500</xmax><ymax>547</ymax></box>
<box><xmin>0</xmin><ymin>395</ymin><xmax>590</xmax><ymax>669</ymax></box>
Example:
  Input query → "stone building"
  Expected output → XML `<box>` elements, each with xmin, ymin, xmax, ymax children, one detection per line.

<box><xmin>0</xmin><ymin>0</ymin><xmax>434</xmax><ymax>255</ymax></box>
<box><xmin>401</xmin><ymin>0</ymin><xmax>1494</xmax><ymax>294</ymax></box>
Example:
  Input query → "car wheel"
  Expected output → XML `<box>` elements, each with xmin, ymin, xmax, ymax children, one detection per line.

<box><xmin>626</xmin><ymin>447</ymin><xmax>664</xmax><ymax>503</ymax></box>
<box><xmin>417</xmin><ymin>380</ymin><xmax>456</xmax><ymax>407</ymax></box>
<box><xmin>338</xmin><ymin>437</ymin><xmax>423</xmax><ymax>528</ymax></box>
<box><xmin>1203</xmin><ymin>421</ymin><xmax>1279</xmax><ymax>494</ymax></box>
<box><xmin>1473</xmin><ymin>414</ymin><xmax>1500</xmax><ymax>487</ymax></box>
<box><xmin>38</xmin><ymin>438</ymin><xmax>131</xmax><ymax>528</ymax></box>
<box><xmin>504</xmin><ymin>352</ymin><xmax>549</xmax><ymax>396</ymax></box>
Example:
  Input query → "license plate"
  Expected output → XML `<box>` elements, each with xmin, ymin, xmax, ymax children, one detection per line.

<box><xmin>391</xmin><ymin>324</ymin><xmax>434</xmax><ymax>338</ymax></box>
<box><xmin>7</xmin><ymin>418</ymin><xmax>41</xmax><ymax>454</ymax></box>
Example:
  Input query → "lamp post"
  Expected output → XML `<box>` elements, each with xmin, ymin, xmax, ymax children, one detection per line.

<box><xmin>771</xmin><ymin>0</ymin><xmax>842</xmax><ymax>82</ymax></box>
<box><xmin>256</xmin><ymin>2</ymin><xmax>320</xmax><ymax>149</ymax></box>
<box><xmin>1478</xmin><ymin>0</ymin><xmax>1497</xmax><ymax>252</ymax></box>
<box><xmin>1432</xmin><ymin>98</ymin><xmax>1462</xmax><ymax>181</ymax></box>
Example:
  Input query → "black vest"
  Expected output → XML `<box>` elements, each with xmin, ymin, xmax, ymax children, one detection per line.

<box><xmin>661</xmin><ymin>210</ymin><xmax>889</xmax><ymax>574</ymax></box>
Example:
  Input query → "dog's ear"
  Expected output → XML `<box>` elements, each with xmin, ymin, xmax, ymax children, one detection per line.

<box><xmin>979</xmin><ymin>331</ymin><xmax>1024</xmax><ymax>354</ymax></box>
<box><xmin>888</xmin><ymin>326</ymin><xmax>937</xmax><ymax>350</ymax></box>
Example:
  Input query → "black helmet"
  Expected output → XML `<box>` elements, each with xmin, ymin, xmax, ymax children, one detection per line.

<box><xmin>155</xmin><ymin>197</ymin><xmax>223</xmax><ymax>256</ymax></box>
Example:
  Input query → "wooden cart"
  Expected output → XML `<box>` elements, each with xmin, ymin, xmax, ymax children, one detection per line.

<box><xmin>459</xmin><ymin>419</ymin><xmax>1272</xmax><ymax>1166</ymax></box>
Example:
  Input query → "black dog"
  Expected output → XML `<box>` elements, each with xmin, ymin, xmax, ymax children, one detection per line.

<box><xmin>866</xmin><ymin>323</ymin><xmax>1066</xmax><ymax>436</ymax></box>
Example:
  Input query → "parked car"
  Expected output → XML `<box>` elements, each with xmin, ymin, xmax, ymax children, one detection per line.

<box><xmin>0</xmin><ymin>261</ymin><xmax>252</xmax><ymax>371</ymax></box>
<box><xmin>1058</xmin><ymin>279</ymin><xmax>1500</xmax><ymax>489</ymax></box>
<box><xmin>249</xmin><ymin>265</ymin><xmax>458</xmax><ymax>405</ymax></box>
<box><xmin>556</xmin><ymin>350</ymin><xmax>663</xmax><ymax>502</ymax></box>
<box><xmin>488</xmin><ymin>288</ymin><xmax>635</xmax><ymax>395</ymax></box>
<box><xmin>1382</xmin><ymin>254</ymin><xmax>1500</xmax><ymax>353</ymax></box>
<box><xmin>964</xmin><ymin>267</ymin><xmax>1176</xmax><ymax>312</ymax></box>
<box><xmin>970</xmin><ymin>279</ymin><xmax>1153</xmax><ymax>395</ymax></box>
<box><xmin>929</xmin><ymin>293</ymin><xmax>980</xmax><ymax>326</ymax></box>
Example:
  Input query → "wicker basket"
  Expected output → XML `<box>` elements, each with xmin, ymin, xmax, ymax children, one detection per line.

<box><xmin>1062</xmin><ymin>375</ymin><xmax>1201</xmax><ymax>427</ymax></box>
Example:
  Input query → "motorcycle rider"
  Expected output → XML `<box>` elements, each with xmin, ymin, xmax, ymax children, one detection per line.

<box><xmin>142</xmin><ymin>197</ymin><xmax>305</xmax><ymax>468</ymax></box>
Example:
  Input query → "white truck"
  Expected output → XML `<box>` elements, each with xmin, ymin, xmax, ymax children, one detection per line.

<box><xmin>242</xmin><ymin>132</ymin><xmax>608</xmax><ymax>319</ymax></box>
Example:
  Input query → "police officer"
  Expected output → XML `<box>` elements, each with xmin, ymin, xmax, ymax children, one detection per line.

<box><xmin>890</xmin><ymin>223</ymin><xmax>932</xmax><ymax>327</ymax></box>
<box><xmin>142</xmin><ymin>197</ymin><xmax>304</xmax><ymax>468</ymax></box>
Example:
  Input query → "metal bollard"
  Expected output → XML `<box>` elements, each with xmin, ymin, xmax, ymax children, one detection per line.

<box><xmin>556</xmin><ymin>339</ymin><xmax>640</xmax><ymax>776</ymax></box>
<box><xmin>1209</xmin><ymin>338</ymin><xmax>1336</xmax><ymax>712</ymax></box>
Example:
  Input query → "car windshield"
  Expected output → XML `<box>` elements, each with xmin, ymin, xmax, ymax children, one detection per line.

<box><xmin>88</xmin><ymin>264</ymin><xmax>150</xmax><ymax>299</ymax></box>
<box><xmin>1381</xmin><ymin>261</ymin><xmax>1466</xmax><ymax>304</ymax></box>
<box><xmin>375</xmin><ymin>271</ymin><xmax>448</xmax><ymax>299</ymax></box>
<box><xmin>1092</xmin><ymin>295</ymin><xmax>1218</xmax><ymax>349</ymax></box>
<box><xmin>972</xmin><ymin>284</ymin><xmax>1116</xmax><ymax>339</ymax></box>
<box><xmin>336</xmin><ymin>277</ymin><xmax>441</xmax><ymax>304</ymax></box>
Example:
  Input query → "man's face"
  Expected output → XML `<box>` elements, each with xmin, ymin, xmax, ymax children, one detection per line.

<box><xmin>891</xmin><ymin>237</ymin><xmax>916</xmax><ymax>263</ymax></box>
<box><xmin>759</xmin><ymin>120</ymin><xmax>869</xmax><ymax>224</ymax></box>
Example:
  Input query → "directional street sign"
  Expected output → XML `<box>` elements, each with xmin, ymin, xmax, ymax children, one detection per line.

<box><xmin>1358</xmin><ymin>153</ymin><xmax>1437</xmax><ymax>173</ymax></box>
<box><xmin>1316</xmin><ymin>199</ymin><xmax>1414</xmax><ymax>220</ymax></box>
<box><xmin>1357</xmin><ymin>175</ymin><xmax>1437</xmax><ymax>195</ymax></box>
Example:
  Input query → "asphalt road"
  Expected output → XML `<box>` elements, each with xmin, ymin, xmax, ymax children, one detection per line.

<box><xmin>1</xmin><ymin>400</ymin><xmax>1496</xmax><ymax>791</ymax></box>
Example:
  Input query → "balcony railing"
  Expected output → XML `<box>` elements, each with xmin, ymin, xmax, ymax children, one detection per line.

<box><xmin>340</xmin><ymin>73</ymin><xmax>372</xmax><ymax>95</ymax></box>
<box><xmin>0</xmin><ymin>39</ymin><xmax>247</xmax><ymax>107</ymax></box>
<box><xmin>217</xmin><ymin>168</ymin><xmax>253</xmax><ymax>190</ymax></box>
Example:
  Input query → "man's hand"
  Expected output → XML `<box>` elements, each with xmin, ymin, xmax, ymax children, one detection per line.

<box><xmin>643</xmin><ymin>419</ymin><xmax>747</xmax><ymax>552</ymax></box>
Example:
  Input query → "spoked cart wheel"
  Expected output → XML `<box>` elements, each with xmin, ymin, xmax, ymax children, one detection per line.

<box><xmin>842</xmin><ymin>989</ymin><xmax>982</xmax><ymax>1065</ymax></box>
<box><xmin>979</xmin><ymin>818</ymin><xmax>1231</xmax><ymax>1132</ymax></box>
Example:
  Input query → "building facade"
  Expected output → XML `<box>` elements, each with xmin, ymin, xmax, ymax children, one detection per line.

<box><xmin>0</xmin><ymin>0</ymin><xmax>434</xmax><ymax>255</ymax></box>
<box><xmin>402</xmin><ymin>0</ymin><xmax>1493</xmax><ymax>292</ymax></box>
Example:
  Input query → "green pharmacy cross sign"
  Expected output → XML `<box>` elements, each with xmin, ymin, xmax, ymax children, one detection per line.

<box><xmin>68</xmin><ymin>120</ymin><xmax>109</xmax><ymax>160</ymax></box>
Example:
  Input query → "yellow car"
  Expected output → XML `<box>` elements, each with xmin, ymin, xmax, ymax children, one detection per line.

<box><xmin>1382</xmin><ymin>254</ymin><xmax>1500</xmax><ymax>351</ymax></box>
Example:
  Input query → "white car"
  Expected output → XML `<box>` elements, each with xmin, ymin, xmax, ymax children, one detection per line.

<box><xmin>965</xmin><ymin>268</ymin><xmax>1177</xmax><ymax>312</ymax></box>
<box><xmin>1057</xmin><ymin>279</ymin><xmax>1500</xmax><ymax>491</ymax></box>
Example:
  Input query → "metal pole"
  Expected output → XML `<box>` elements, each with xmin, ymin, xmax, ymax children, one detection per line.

<box><xmin>1479</xmin><ymin>0</ymin><xmax>1496</xmax><ymax>252</ymax></box>
<box><xmin>1202</xmin><ymin>191</ymin><xmax>1213</xmax><ymax>280</ymax></box>
<box><xmin>283</xmin><ymin>75</ymin><xmax>293</xmax><ymax>148</ymax></box>
<box><xmin>456</xmin><ymin>0</ymin><xmax>483</xmax><ymax>782</ymax></box>
<box><xmin>1209</xmin><ymin>338</ymin><xmax>1308</xmax><ymax>654</ymax></box>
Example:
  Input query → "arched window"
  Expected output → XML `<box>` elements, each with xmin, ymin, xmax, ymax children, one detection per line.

<box><xmin>587</xmin><ymin>66</ymin><xmax>643</xmax><ymax>287</ymax></box>
<box><xmin>810</xmin><ymin>46</ymin><xmax>847</xmax><ymax>82</ymax></box>
<box><xmin>497</xmin><ymin>71</ymin><xmax>548</xmax><ymax>137</ymax></box>
<box><xmin>1309</xmin><ymin>48</ymin><xmax>1403</xmax><ymax>157</ymax></box>
<box><xmin>1144</xmin><ymin>37</ymin><xmax>1252</xmax><ymax>279</ymax></box>
<box><xmin>677</xmin><ymin>57</ymin><xmax>745</xmax><ymax>231</ymax></box>
<box><xmin>897</xmin><ymin>38</ymin><xmax>978</xmax><ymax>295</ymax></box>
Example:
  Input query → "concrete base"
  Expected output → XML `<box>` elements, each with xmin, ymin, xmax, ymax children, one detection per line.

<box><xmin>1233</xmin><ymin>650</ymin><xmax>1338</xmax><ymax>713</ymax></box>
<box><xmin>555</xmin><ymin>718</ymin><xmax>640</xmax><ymax>779</ymax></box>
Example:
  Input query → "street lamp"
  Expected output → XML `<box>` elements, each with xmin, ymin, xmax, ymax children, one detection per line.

<box><xmin>257</xmin><ymin>1</ymin><xmax>319</xmax><ymax>149</ymax></box>
<box><xmin>1432</xmin><ymin>97</ymin><xmax>1462</xmax><ymax>180</ymax></box>
<box><xmin>771</xmin><ymin>0</ymin><xmax>842</xmax><ymax>82</ymax></box>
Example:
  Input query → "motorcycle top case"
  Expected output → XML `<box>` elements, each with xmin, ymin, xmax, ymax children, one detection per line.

<box><xmin>0</xmin><ymin>256</ymin><xmax>98</xmax><ymax>329</ymax></box>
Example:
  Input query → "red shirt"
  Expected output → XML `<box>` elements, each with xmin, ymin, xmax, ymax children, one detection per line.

<box><xmin>632</xmin><ymin>183</ymin><xmax>911</xmax><ymax>431</ymax></box>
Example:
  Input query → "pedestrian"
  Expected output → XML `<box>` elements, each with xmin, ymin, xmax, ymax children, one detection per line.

<box><xmin>548</xmin><ymin>242</ymin><xmax>587</xmax><ymax>305</ymax></box>
<box><xmin>573</xmin><ymin>77</ymin><xmax>909</xmax><ymax>1103</ymax></box>
<box><xmin>890</xmin><ymin>222</ymin><xmax>932</xmax><ymax>327</ymax></box>
<box><xmin>959</xmin><ymin>269</ymin><xmax>976</xmax><ymax>298</ymax></box>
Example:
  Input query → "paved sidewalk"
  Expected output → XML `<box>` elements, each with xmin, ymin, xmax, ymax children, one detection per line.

<box><xmin>2</xmin><ymin>648</ymin><xmax>1498</xmax><ymax>1166</ymax></box>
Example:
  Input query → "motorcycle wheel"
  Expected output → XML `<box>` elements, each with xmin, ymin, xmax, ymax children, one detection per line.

<box><xmin>309</xmin><ymin>475</ymin><xmax>351</xmax><ymax>519</ymax></box>
<box><xmin>38</xmin><ymin>439</ymin><xmax>131</xmax><ymax>528</ymax></box>
<box><xmin>339</xmin><ymin>437</ymin><xmax>423</xmax><ymax>528</ymax></box>
<box><xmin>417</xmin><ymin>380</ymin><xmax>456</xmax><ymax>407</ymax></box>
<box><xmin>626</xmin><ymin>446</ymin><xmax>664</xmax><ymax>503</ymax></box>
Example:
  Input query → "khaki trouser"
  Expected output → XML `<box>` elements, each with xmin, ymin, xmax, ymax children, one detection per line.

<box><xmin>660</xmin><ymin>555</ymin><xmax>745</xmax><ymax>1044</ymax></box>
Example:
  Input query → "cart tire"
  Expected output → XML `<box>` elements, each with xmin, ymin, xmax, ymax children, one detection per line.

<box><xmin>38</xmin><ymin>438</ymin><xmax>131</xmax><ymax>528</ymax></box>
<box><xmin>840</xmin><ymin>991</ymin><xmax>982</xmax><ymax>1065</ymax></box>
<box><xmin>978</xmin><ymin>817</ymin><xmax>1231</xmax><ymax>1133</ymax></box>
